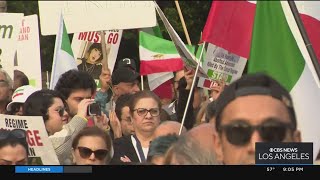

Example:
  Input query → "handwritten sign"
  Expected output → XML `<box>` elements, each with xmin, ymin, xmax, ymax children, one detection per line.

<box><xmin>202</xmin><ymin>43</ymin><xmax>247</xmax><ymax>85</ymax></box>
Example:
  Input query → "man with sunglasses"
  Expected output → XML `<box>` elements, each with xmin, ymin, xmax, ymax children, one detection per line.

<box><xmin>212</xmin><ymin>73</ymin><xmax>301</xmax><ymax>165</ymax></box>
<box><xmin>0</xmin><ymin>129</ymin><xmax>28</xmax><ymax>165</ymax></box>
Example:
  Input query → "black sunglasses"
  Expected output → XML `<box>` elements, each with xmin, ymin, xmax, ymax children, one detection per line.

<box><xmin>133</xmin><ymin>108</ymin><xmax>160</xmax><ymax>117</ymax></box>
<box><xmin>217</xmin><ymin>119</ymin><xmax>294</xmax><ymax>146</ymax></box>
<box><xmin>0</xmin><ymin>129</ymin><xmax>26</xmax><ymax>140</ymax></box>
<box><xmin>56</xmin><ymin>107</ymin><xmax>66</xmax><ymax>117</ymax></box>
<box><xmin>77</xmin><ymin>146</ymin><xmax>108</xmax><ymax>160</ymax></box>
<box><xmin>10</xmin><ymin>103</ymin><xmax>23</xmax><ymax>113</ymax></box>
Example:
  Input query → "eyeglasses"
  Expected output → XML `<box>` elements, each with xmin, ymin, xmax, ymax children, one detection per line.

<box><xmin>77</xmin><ymin>146</ymin><xmax>109</xmax><ymax>160</ymax></box>
<box><xmin>217</xmin><ymin>119</ymin><xmax>294</xmax><ymax>146</ymax></box>
<box><xmin>133</xmin><ymin>108</ymin><xmax>160</xmax><ymax>117</ymax></box>
<box><xmin>56</xmin><ymin>107</ymin><xmax>66</xmax><ymax>117</ymax></box>
<box><xmin>0</xmin><ymin>129</ymin><xmax>26</xmax><ymax>140</ymax></box>
<box><xmin>11</xmin><ymin>103</ymin><xmax>23</xmax><ymax>113</ymax></box>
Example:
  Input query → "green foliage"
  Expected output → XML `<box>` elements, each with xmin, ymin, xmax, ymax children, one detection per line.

<box><xmin>158</xmin><ymin>1</ymin><xmax>211</xmax><ymax>45</ymax></box>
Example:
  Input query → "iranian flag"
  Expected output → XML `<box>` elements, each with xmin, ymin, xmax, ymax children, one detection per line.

<box><xmin>140</xmin><ymin>25</ymin><xmax>175</xmax><ymax>92</ymax></box>
<box><xmin>248</xmin><ymin>1</ymin><xmax>320</xmax><ymax>160</ymax></box>
<box><xmin>139</xmin><ymin>31</ymin><xmax>187</xmax><ymax>75</ymax></box>
<box><xmin>202</xmin><ymin>1</ymin><xmax>320</xmax><ymax>62</ymax></box>
<box><xmin>50</xmin><ymin>13</ymin><xmax>78</xmax><ymax>89</ymax></box>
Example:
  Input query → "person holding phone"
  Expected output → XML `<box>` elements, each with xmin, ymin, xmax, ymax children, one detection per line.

<box><xmin>28</xmin><ymin>69</ymin><xmax>110</xmax><ymax>165</ymax></box>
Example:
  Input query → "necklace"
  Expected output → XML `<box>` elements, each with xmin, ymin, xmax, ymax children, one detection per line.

<box><xmin>83</xmin><ymin>62</ymin><xmax>95</xmax><ymax>75</ymax></box>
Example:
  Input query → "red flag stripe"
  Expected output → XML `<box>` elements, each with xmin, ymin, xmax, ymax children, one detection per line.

<box><xmin>12</xmin><ymin>93</ymin><xmax>24</xmax><ymax>99</ymax></box>
<box><xmin>300</xmin><ymin>14</ymin><xmax>320</xmax><ymax>62</ymax></box>
<box><xmin>202</xmin><ymin>1</ymin><xmax>320</xmax><ymax>62</ymax></box>
<box><xmin>140</xmin><ymin>58</ymin><xmax>184</xmax><ymax>75</ymax></box>
<box><xmin>202</xmin><ymin>1</ymin><xmax>255</xmax><ymax>58</ymax></box>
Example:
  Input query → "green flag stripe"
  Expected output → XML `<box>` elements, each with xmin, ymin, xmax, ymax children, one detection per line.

<box><xmin>196</xmin><ymin>43</ymin><xmax>206</xmax><ymax>63</ymax></box>
<box><xmin>152</xmin><ymin>25</ymin><xmax>163</xmax><ymax>38</ymax></box>
<box><xmin>248</xmin><ymin>1</ymin><xmax>305</xmax><ymax>91</ymax></box>
<box><xmin>61</xmin><ymin>20</ymin><xmax>74</xmax><ymax>57</ymax></box>
<box><xmin>140</xmin><ymin>31</ymin><xmax>195</xmax><ymax>54</ymax></box>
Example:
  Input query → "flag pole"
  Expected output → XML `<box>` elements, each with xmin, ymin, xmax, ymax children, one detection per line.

<box><xmin>100</xmin><ymin>31</ymin><xmax>109</xmax><ymax>70</ymax></box>
<box><xmin>179</xmin><ymin>42</ymin><xmax>206</xmax><ymax>135</ymax></box>
<box><xmin>174</xmin><ymin>0</ymin><xmax>192</xmax><ymax>45</ymax></box>
<box><xmin>287</xmin><ymin>1</ymin><xmax>320</xmax><ymax>82</ymax></box>
<box><xmin>46</xmin><ymin>71</ymin><xmax>49</xmax><ymax>89</ymax></box>
<box><xmin>141</xmin><ymin>75</ymin><xmax>144</xmax><ymax>90</ymax></box>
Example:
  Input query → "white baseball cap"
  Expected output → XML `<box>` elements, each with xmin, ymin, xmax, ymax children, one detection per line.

<box><xmin>6</xmin><ymin>85</ymin><xmax>40</xmax><ymax>111</ymax></box>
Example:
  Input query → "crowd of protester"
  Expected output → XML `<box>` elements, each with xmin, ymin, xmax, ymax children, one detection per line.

<box><xmin>0</xmin><ymin>58</ymin><xmax>313</xmax><ymax>165</ymax></box>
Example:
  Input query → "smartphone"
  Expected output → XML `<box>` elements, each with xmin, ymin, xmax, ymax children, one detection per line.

<box><xmin>87</xmin><ymin>103</ymin><xmax>101</xmax><ymax>116</ymax></box>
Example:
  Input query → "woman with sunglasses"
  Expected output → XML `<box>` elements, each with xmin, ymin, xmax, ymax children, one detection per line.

<box><xmin>111</xmin><ymin>90</ymin><xmax>161</xmax><ymax>164</ymax></box>
<box><xmin>72</xmin><ymin>126</ymin><xmax>113</xmax><ymax>165</ymax></box>
<box><xmin>23</xmin><ymin>89</ymin><xmax>110</xmax><ymax>165</ymax></box>
<box><xmin>23</xmin><ymin>89</ymin><xmax>90</xmax><ymax>165</ymax></box>
<box><xmin>23</xmin><ymin>89</ymin><xmax>69</xmax><ymax>136</ymax></box>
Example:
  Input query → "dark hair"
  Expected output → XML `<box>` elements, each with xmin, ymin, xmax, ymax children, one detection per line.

<box><xmin>160</xmin><ymin>109</ymin><xmax>171</xmax><ymax>122</ymax></box>
<box><xmin>72</xmin><ymin>126</ymin><xmax>113</xmax><ymax>163</ymax></box>
<box><xmin>87</xmin><ymin>43</ymin><xmax>103</xmax><ymax>62</ymax></box>
<box><xmin>215</xmin><ymin>73</ymin><xmax>297</xmax><ymax>130</ymax></box>
<box><xmin>147</xmin><ymin>134</ymin><xmax>178</xmax><ymax>162</ymax></box>
<box><xmin>23</xmin><ymin>89</ymin><xmax>67</xmax><ymax>123</ymax></box>
<box><xmin>115</xmin><ymin>94</ymin><xmax>133</xmax><ymax>121</ymax></box>
<box><xmin>129</xmin><ymin>90</ymin><xmax>162</xmax><ymax>115</ymax></box>
<box><xmin>14</xmin><ymin>70</ymin><xmax>29</xmax><ymax>90</ymax></box>
<box><xmin>205</xmin><ymin>101</ymin><xmax>217</xmax><ymax>123</ymax></box>
<box><xmin>0</xmin><ymin>129</ymin><xmax>28</xmax><ymax>156</ymax></box>
<box><xmin>54</xmin><ymin>69</ymin><xmax>97</xmax><ymax>100</ymax></box>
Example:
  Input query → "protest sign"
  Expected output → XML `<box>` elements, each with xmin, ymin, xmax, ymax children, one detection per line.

<box><xmin>38</xmin><ymin>1</ymin><xmax>156</xmax><ymax>35</ymax></box>
<box><xmin>0</xmin><ymin>13</ymin><xmax>23</xmax><ymax>79</ymax></box>
<box><xmin>72</xmin><ymin>30</ymin><xmax>122</xmax><ymax>87</ymax></box>
<box><xmin>0</xmin><ymin>114</ymin><xmax>60</xmax><ymax>165</ymax></box>
<box><xmin>201</xmin><ymin>43</ymin><xmax>247</xmax><ymax>85</ymax></box>
<box><xmin>16</xmin><ymin>15</ymin><xmax>42</xmax><ymax>88</ymax></box>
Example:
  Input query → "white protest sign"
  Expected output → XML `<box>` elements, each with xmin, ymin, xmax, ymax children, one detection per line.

<box><xmin>0</xmin><ymin>115</ymin><xmax>60</xmax><ymax>165</ymax></box>
<box><xmin>16</xmin><ymin>15</ymin><xmax>42</xmax><ymax>89</ymax></box>
<box><xmin>0</xmin><ymin>13</ymin><xmax>23</xmax><ymax>80</ymax></box>
<box><xmin>201</xmin><ymin>43</ymin><xmax>247</xmax><ymax>85</ymax></box>
<box><xmin>72</xmin><ymin>30</ymin><xmax>122</xmax><ymax>87</ymax></box>
<box><xmin>38</xmin><ymin>1</ymin><xmax>156</xmax><ymax>35</ymax></box>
